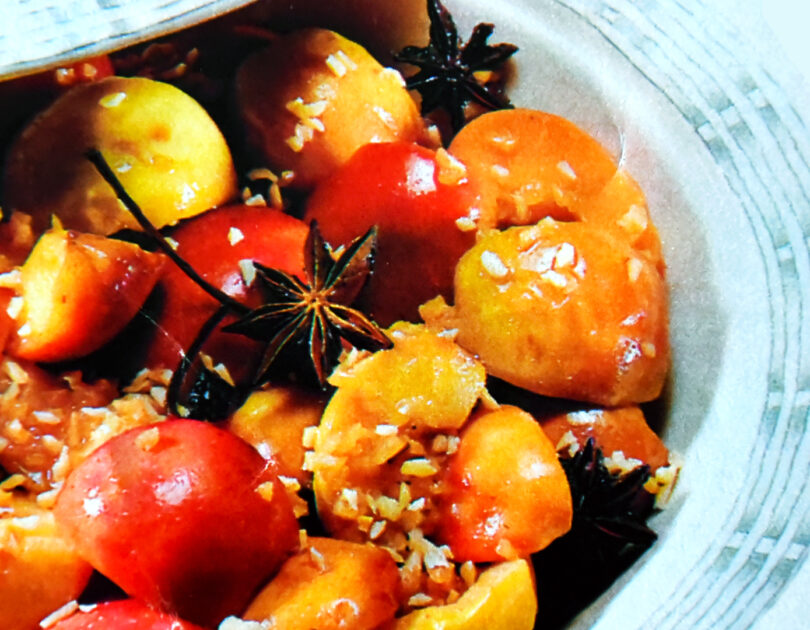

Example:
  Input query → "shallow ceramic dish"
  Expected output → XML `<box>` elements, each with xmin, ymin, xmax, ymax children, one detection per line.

<box><xmin>2</xmin><ymin>1</ymin><xmax>809</xmax><ymax>628</ymax></box>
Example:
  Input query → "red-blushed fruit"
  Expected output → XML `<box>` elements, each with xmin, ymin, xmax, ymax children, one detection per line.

<box><xmin>47</xmin><ymin>599</ymin><xmax>205</xmax><ymax>630</ymax></box>
<box><xmin>7</xmin><ymin>227</ymin><xmax>165</xmax><ymax>363</ymax></box>
<box><xmin>144</xmin><ymin>204</ymin><xmax>308</xmax><ymax>377</ymax></box>
<box><xmin>53</xmin><ymin>419</ymin><xmax>299</xmax><ymax>626</ymax></box>
<box><xmin>304</xmin><ymin>141</ymin><xmax>479</xmax><ymax>326</ymax></box>
<box><xmin>437</xmin><ymin>405</ymin><xmax>573</xmax><ymax>563</ymax></box>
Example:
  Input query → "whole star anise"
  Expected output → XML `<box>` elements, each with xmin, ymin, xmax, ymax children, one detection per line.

<box><xmin>87</xmin><ymin>150</ymin><xmax>391</xmax><ymax>404</ymax></box>
<box><xmin>223</xmin><ymin>223</ymin><xmax>392</xmax><ymax>386</ymax></box>
<box><xmin>395</xmin><ymin>0</ymin><xmax>518</xmax><ymax>133</ymax></box>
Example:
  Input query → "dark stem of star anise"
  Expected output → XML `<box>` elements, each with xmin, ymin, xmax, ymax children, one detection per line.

<box><xmin>87</xmin><ymin>149</ymin><xmax>390</xmax><ymax>395</ymax></box>
<box><xmin>86</xmin><ymin>148</ymin><xmax>248</xmax><ymax>317</ymax></box>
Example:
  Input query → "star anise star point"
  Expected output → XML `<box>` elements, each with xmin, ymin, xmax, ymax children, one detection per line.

<box><xmin>224</xmin><ymin>222</ymin><xmax>392</xmax><ymax>387</ymax></box>
<box><xmin>396</xmin><ymin>0</ymin><xmax>518</xmax><ymax>133</ymax></box>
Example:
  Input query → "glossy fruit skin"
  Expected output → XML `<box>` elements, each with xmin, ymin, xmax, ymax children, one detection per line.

<box><xmin>437</xmin><ymin>405</ymin><xmax>573</xmax><ymax>563</ymax></box>
<box><xmin>540</xmin><ymin>405</ymin><xmax>670</xmax><ymax>471</ymax></box>
<box><xmin>304</xmin><ymin>142</ymin><xmax>478</xmax><ymax>325</ymax></box>
<box><xmin>144</xmin><ymin>204</ymin><xmax>308</xmax><ymax>376</ymax></box>
<box><xmin>422</xmin><ymin>219</ymin><xmax>669</xmax><ymax>406</ymax></box>
<box><xmin>0</xmin><ymin>494</ymin><xmax>93</xmax><ymax>630</ymax></box>
<box><xmin>3</xmin><ymin>76</ymin><xmax>237</xmax><ymax>236</ymax></box>
<box><xmin>236</xmin><ymin>28</ymin><xmax>425</xmax><ymax>190</ymax></box>
<box><xmin>448</xmin><ymin>108</ymin><xmax>663</xmax><ymax>268</ymax></box>
<box><xmin>53</xmin><ymin>419</ymin><xmax>299</xmax><ymax>626</ymax></box>
<box><xmin>385</xmin><ymin>559</ymin><xmax>537</xmax><ymax>630</ymax></box>
<box><xmin>8</xmin><ymin>228</ymin><xmax>165</xmax><ymax>363</ymax></box>
<box><xmin>47</xmin><ymin>599</ymin><xmax>205</xmax><ymax>630</ymax></box>
<box><xmin>244</xmin><ymin>537</ymin><xmax>399</xmax><ymax>630</ymax></box>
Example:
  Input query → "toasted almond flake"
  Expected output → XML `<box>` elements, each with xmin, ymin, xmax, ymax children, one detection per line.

<box><xmin>39</xmin><ymin>600</ymin><xmax>79</xmax><ymax>628</ymax></box>
<box><xmin>6</xmin><ymin>295</ymin><xmax>23</xmax><ymax>319</ymax></box>
<box><xmin>238</xmin><ymin>259</ymin><xmax>256</xmax><ymax>288</ymax></box>
<box><xmin>135</xmin><ymin>426</ymin><xmax>161</xmax><ymax>451</ymax></box>
<box><xmin>400</xmin><ymin>458</ymin><xmax>438</xmax><ymax>477</ymax></box>
<box><xmin>338</xmin><ymin>50</ymin><xmax>358</xmax><ymax>69</ymax></box>
<box><xmin>325</xmin><ymin>53</ymin><xmax>347</xmax><ymax>76</ymax></box>
<box><xmin>256</xmin><ymin>481</ymin><xmax>275</xmax><ymax>502</ymax></box>
<box><xmin>512</xmin><ymin>192</ymin><xmax>530</xmax><ymax>222</ymax></box>
<box><xmin>425</xmin><ymin>124</ymin><xmax>442</xmax><ymax>147</ymax></box>
<box><xmin>408</xmin><ymin>593</ymin><xmax>434</xmax><ymax>608</ymax></box>
<box><xmin>480</xmin><ymin>250</ymin><xmax>509</xmax><ymax>280</ymax></box>
<box><xmin>490</xmin><ymin>164</ymin><xmax>510</xmax><ymax>178</ymax></box>
<box><xmin>375</xmin><ymin>423</ymin><xmax>398</xmax><ymax>436</ymax></box>
<box><xmin>218</xmin><ymin>617</ymin><xmax>270</xmax><ymax>630</ymax></box>
<box><xmin>6</xmin><ymin>418</ymin><xmax>31</xmax><ymax>444</ymax></box>
<box><xmin>555</xmin><ymin>430</ymin><xmax>579</xmax><ymax>453</ymax></box>
<box><xmin>32</xmin><ymin>410</ymin><xmax>60</xmax><ymax>425</ymax></box>
<box><xmin>0</xmin><ymin>269</ymin><xmax>22</xmax><ymax>289</ymax></box>
<box><xmin>302</xmin><ymin>451</ymin><xmax>337</xmax><ymax>472</ymax></box>
<box><xmin>642</xmin><ymin>341</ymin><xmax>657</xmax><ymax>358</ymax></box>
<box><xmin>369</xmin><ymin>520</ymin><xmax>387</xmax><ymax>540</ymax></box>
<box><xmin>495</xmin><ymin>538</ymin><xmax>518</xmax><ymax>559</ymax></box>
<box><xmin>99</xmin><ymin>92</ymin><xmax>126</xmax><ymax>108</ymax></box>
<box><xmin>377</xmin><ymin>495</ymin><xmax>403</xmax><ymax>521</ymax></box>
<box><xmin>228</xmin><ymin>226</ymin><xmax>245</xmax><ymax>246</ymax></box>
<box><xmin>541</xmin><ymin>269</ymin><xmax>568</xmax><ymax>288</ymax></box>
<box><xmin>431</xmin><ymin>434</ymin><xmax>449</xmax><ymax>453</ymax></box>
<box><xmin>627</xmin><ymin>257</ymin><xmax>643</xmax><ymax>282</ymax></box>
<box><xmin>309</xmin><ymin>546</ymin><xmax>328</xmax><ymax>571</ymax></box>
<box><xmin>41</xmin><ymin>434</ymin><xmax>64</xmax><ymax>455</ymax></box>
<box><xmin>373</xmin><ymin>105</ymin><xmax>397</xmax><ymax>129</ymax></box>
<box><xmin>604</xmin><ymin>450</ymin><xmax>643</xmax><ymax>476</ymax></box>
<box><xmin>380</xmin><ymin>66</ymin><xmax>405</xmax><ymax>86</ymax></box>
<box><xmin>268</xmin><ymin>183</ymin><xmax>283</xmax><ymax>208</ymax></box>
<box><xmin>556</xmin><ymin>160</ymin><xmax>577</xmax><ymax>180</ymax></box>
<box><xmin>36</xmin><ymin>488</ymin><xmax>60</xmax><ymax>509</ymax></box>
<box><xmin>11</xmin><ymin>514</ymin><xmax>41</xmax><ymax>530</ymax></box>
<box><xmin>455</xmin><ymin>216</ymin><xmax>477</xmax><ymax>232</ymax></box>
<box><xmin>247</xmin><ymin>167</ymin><xmax>279</xmax><ymax>183</ymax></box>
<box><xmin>553</xmin><ymin>242</ymin><xmax>577</xmax><ymax>269</ymax></box>
<box><xmin>436</xmin><ymin>148</ymin><xmax>467</xmax><ymax>186</ymax></box>
<box><xmin>460</xmin><ymin>560</ymin><xmax>477</xmax><ymax>587</ymax></box>
<box><xmin>618</xmin><ymin>203</ymin><xmax>649</xmax><ymax>234</ymax></box>
<box><xmin>244</xmin><ymin>193</ymin><xmax>267</xmax><ymax>207</ymax></box>
<box><xmin>301</xmin><ymin>426</ymin><xmax>319</xmax><ymax>448</ymax></box>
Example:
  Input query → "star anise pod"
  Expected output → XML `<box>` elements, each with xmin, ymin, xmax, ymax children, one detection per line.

<box><xmin>531</xmin><ymin>438</ymin><xmax>658</xmax><ymax>628</ymax></box>
<box><xmin>562</xmin><ymin>438</ymin><xmax>657</xmax><ymax>546</ymax></box>
<box><xmin>224</xmin><ymin>223</ymin><xmax>392</xmax><ymax>387</ymax></box>
<box><xmin>87</xmin><ymin>149</ymin><xmax>391</xmax><ymax>398</ymax></box>
<box><xmin>395</xmin><ymin>0</ymin><xmax>518</xmax><ymax>133</ymax></box>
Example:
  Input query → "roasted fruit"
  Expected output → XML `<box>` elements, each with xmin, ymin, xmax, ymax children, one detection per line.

<box><xmin>6</xmin><ymin>226</ymin><xmax>164</xmax><ymax>363</ymax></box>
<box><xmin>236</xmin><ymin>28</ymin><xmax>425</xmax><ymax>189</ymax></box>
<box><xmin>0</xmin><ymin>492</ymin><xmax>93</xmax><ymax>630</ymax></box>
<box><xmin>304</xmin><ymin>141</ymin><xmax>479</xmax><ymax>325</ymax></box>
<box><xmin>144</xmin><ymin>204</ymin><xmax>308</xmax><ymax>376</ymax></box>
<box><xmin>422</xmin><ymin>219</ymin><xmax>669</xmax><ymax>406</ymax></box>
<box><xmin>53</xmin><ymin>419</ymin><xmax>299</xmax><ymax>626</ymax></box>
<box><xmin>448</xmin><ymin>108</ymin><xmax>662</xmax><ymax>266</ymax></box>
<box><xmin>437</xmin><ymin>405</ymin><xmax>572</xmax><ymax>562</ymax></box>
<box><xmin>385</xmin><ymin>559</ymin><xmax>536</xmax><ymax>630</ymax></box>
<box><xmin>3</xmin><ymin>76</ymin><xmax>237</xmax><ymax>235</ymax></box>
<box><xmin>540</xmin><ymin>405</ymin><xmax>670</xmax><ymax>471</ymax></box>
<box><xmin>244</xmin><ymin>537</ymin><xmax>399</xmax><ymax>630</ymax></box>
<box><xmin>312</xmin><ymin>323</ymin><xmax>487</xmax><ymax>541</ymax></box>
<box><xmin>46</xmin><ymin>599</ymin><xmax>205</xmax><ymax>630</ymax></box>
